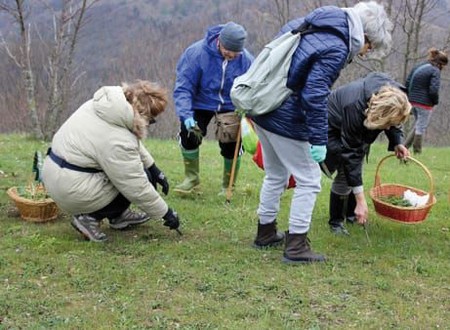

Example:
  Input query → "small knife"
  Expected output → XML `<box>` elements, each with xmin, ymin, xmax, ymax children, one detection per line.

<box><xmin>319</xmin><ymin>162</ymin><xmax>333</xmax><ymax>180</ymax></box>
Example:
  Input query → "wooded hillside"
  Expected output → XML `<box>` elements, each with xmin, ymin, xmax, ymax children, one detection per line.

<box><xmin>1</xmin><ymin>0</ymin><xmax>450</xmax><ymax>145</ymax></box>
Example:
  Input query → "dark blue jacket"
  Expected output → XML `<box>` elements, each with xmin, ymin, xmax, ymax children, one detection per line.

<box><xmin>324</xmin><ymin>72</ymin><xmax>405</xmax><ymax>187</ymax></box>
<box><xmin>405</xmin><ymin>61</ymin><xmax>441</xmax><ymax>106</ymax></box>
<box><xmin>252</xmin><ymin>6</ymin><xmax>350</xmax><ymax>145</ymax></box>
<box><xmin>173</xmin><ymin>24</ymin><xmax>253</xmax><ymax>121</ymax></box>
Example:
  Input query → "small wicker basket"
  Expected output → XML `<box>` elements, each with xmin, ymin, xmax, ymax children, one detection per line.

<box><xmin>7</xmin><ymin>186</ymin><xmax>59</xmax><ymax>223</ymax></box>
<box><xmin>369</xmin><ymin>155</ymin><xmax>436</xmax><ymax>224</ymax></box>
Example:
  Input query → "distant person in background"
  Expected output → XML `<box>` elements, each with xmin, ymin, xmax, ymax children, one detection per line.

<box><xmin>173</xmin><ymin>22</ymin><xmax>253</xmax><ymax>195</ymax></box>
<box><xmin>251</xmin><ymin>1</ymin><xmax>393</xmax><ymax>264</ymax></box>
<box><xmin>404</xmin><ymin>48</ymin><xmax>448</xmax><ymax>154</ymax></box>
<box><xmin>42</xmin><ymin>80</ymin><xmax>180</xmax><ymax>242</ymax></box>
<box><xmin>324</xmin><ymin>72</ymin><xmax>411</xmax><ymax>236</ymax></box>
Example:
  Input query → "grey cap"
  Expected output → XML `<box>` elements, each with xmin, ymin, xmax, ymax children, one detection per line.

<box><xmin>219</xmin><ymin>22</ymin><xmax>247</xmax><ymax>52</ymax></box>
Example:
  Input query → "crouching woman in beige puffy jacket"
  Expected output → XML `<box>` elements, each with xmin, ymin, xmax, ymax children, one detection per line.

<box><xmin>42</xmin><ymin>80</ymin><xmax>180</xmax><ymax>242</ymax></box>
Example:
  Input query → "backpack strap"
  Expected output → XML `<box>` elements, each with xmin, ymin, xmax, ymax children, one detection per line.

<box><xmin>291</xmin><ymin>22</ymin><xmax>311</xmax><ymax>35</ymax></box>
<box><xmin>291</xmin><ymin>23</ymin><xmax>346</xmax><ymax>46</ymax></box>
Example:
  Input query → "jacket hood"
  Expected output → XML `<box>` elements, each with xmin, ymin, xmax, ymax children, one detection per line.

<box><xmin>364</xmin><ymin>72</ymin><xmax>407</xmax><ymax>100</ymax></box>
<box><xmin>203</xmin><ymin>24</ymin><xmax>225</xmax><ymax>58</ymax></box>
<box><xmin>304</xmin><ymin>6</ymin><xmax>349</xmax><ymax>42</ymax></box>
<box><xmin>92</xmin><ymin>86</ymin><xmax>134</xmax><ymax>131</ymax></box>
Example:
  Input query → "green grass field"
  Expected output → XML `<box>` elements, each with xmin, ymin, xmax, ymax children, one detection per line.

<box><xmin>0</xmin><ymin>134</ymin><xmax>449</xmax><ymax>329</ymax></box>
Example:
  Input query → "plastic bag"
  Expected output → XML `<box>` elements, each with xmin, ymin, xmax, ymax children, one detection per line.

<box><xmin>240</xmin><ymin>117</ymin><xmax>258</xmax><ymax>155</ymax></box>
<box><xmin>403</xmin><ymin>189</ymin><xmax>429</xmax><ymax>207</ymax></box>
<box><xmin>252</xmin><ymin>141</ymin><xmax>295</xmax><ymax>189</ymax></box>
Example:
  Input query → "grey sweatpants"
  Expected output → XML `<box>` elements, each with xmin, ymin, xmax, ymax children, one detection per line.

<box><xmin>412</xmin><ymin>106</ymin><xmax>432</xmax><ymax>135</ymax></box>
<box><xmin>255</xmin><ymin>125</ymin><xmax>321</xmax><ymax>234</ymax></box>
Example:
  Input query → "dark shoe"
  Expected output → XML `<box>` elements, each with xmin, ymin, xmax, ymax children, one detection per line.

<box><xmin>346</xmin><ymin>216</ymin><xmax>356</xmax><ymax>225</ymax></box>
<box><xmin>71</xmin><ymin>215</ymin><xmax>107</xmax><ymax>242</ymax></box>
<box><xmin>109</xmin><ymin>208</ymin><xmax>150</xmax><ymax>230</ymax></box>
<box><xmin>329</xmin><ymin>191</ymin><xmax>345</xmax><ymax>225</ymax></box>
<box><xmin>330</xmin><ymin>223</ymin><xmax>350</xmax><ymax>236</ymax></box>
<box><xmin>253</xmin><ymin>221</ymin><xmax>285</xmax><ymax>249</ymax></box>
<box><xmin>282</xmin><ymin>232</ymin><xmax>326</xmax><ymax>264</ymax></box>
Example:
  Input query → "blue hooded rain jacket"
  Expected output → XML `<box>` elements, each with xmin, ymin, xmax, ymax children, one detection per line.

<box><xmin>173</xmin><ymin>24</ymin><xmax>253</xmax><ymax>122</ymax></box>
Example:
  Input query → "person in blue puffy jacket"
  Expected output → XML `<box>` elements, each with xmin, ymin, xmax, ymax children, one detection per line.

<box><xmin>251</xmin><ymin>1</ymin><xmax>393</xmax><ymax>264</ymax></box>
<box><xmin>173</xmin><ymin>22</ymin><xmax>253</xmax><ymax>194</ymax></box>
<box><xmin>404</xmin><ymin>48</ymin><xmax>448</xmax><ymax>154</ymax></box>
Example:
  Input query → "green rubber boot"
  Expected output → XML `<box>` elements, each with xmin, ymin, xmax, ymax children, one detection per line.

<box><xmin>174</xmin><ymin>148</ymin><xmax>200</xmax><ymax>194</ymax></box>
<box><xmin>219</xmin><ymin>156</ymin><xmax>241</xmax><ymax>195</ymax></box>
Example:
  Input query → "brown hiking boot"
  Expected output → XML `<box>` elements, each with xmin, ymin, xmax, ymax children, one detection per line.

<box><xmin>282</xmin><ymin>231</ymin><xmax>326</xmax><ymax>264</ymax></box>
<box><xmin>253</xmin><ymin>221</ymin><xmax>284</xmax><ymax>249</ymax></box>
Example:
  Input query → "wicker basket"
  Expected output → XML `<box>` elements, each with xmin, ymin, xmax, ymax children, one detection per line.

<box><xmin>369</xmin><ymin>155</ymin><xmax>436</xmax><ymax>224</ymax></box>
<box><xmin>7</xmin><ymin>186</ymin><xmax>59</xmax><ymax>223</ymax></box>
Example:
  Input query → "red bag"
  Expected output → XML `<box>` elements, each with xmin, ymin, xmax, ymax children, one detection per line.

<box><xmin>252</xmin><ymin>141</ymin><xmax>296</xmax><ymax>189</ymax></box>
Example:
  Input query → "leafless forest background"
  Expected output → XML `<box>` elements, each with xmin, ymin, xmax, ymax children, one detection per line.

<box><xmin>1</xmin><ymin>0</ymin><xmax>450</xmax><ymax>145</ymax></box>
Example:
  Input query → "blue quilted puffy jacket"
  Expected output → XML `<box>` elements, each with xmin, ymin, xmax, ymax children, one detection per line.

<box><xmin>173</xmin><ymin>24</ymin><xmax>254</xmax><ymax>121</ymax></box>
<box><xmin>405</xmin><ymin>61</ymin><xmax>441</xmax><ymax>106</ymax></box>
<box><xmin>252</xmin><ymin>6</ymin><xmax>350</xmax><ymax>145</ymax></box>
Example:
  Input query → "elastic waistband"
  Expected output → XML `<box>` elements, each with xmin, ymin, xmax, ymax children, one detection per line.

<box><xmin>47</xmin><ymin>148</ymin><xmax>102</xmax><ymax>173</ymax></box>
<box><xmin>411</xmin><ymin>102</ymin><xmax>433</xmax><ymax>110</ymax></box>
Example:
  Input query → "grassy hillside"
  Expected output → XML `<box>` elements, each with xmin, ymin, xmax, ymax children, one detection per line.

<box><xmin>0</xmin><ymin>134</ymin><xmax>449</xmax><ymax>328</ymax></box>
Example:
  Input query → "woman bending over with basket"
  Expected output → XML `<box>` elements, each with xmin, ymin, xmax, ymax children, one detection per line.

<box><xmin>323</xmin><ymin>72</ymin><xmax>412</xmax><ymax>235</ymax></box>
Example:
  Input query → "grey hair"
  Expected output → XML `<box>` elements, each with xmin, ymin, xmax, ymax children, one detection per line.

<box><xmin>353</xmin><ymin>1</ymin><xmax>393</xmax><ymax>57</ymax></box>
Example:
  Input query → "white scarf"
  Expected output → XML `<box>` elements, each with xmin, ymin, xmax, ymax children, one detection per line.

<box><xmin>342</xmin><ymin>8</ymin><xmax>365</xmax><ymax>63</ymax></box>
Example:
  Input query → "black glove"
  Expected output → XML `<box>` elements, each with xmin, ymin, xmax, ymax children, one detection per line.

<box><xmin>146</xmin><ymin>164</ymin><xmax>169</xmax><ymax>195</ymax></box>
<box><xmin>163</xmin><ymin>208</ymin><xmax>180</xmax><ymax>230</ymax></box>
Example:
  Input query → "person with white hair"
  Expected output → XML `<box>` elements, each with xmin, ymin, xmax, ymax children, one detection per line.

<box><xmin>250</xmin><ymin>1</ymin><xmax>393</xmax><ymax>264</ymax></box>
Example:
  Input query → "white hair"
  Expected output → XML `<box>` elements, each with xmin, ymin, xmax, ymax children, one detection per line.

<box><xmin>353</xmin><ymin>1</ymin><xmax>393</xmax><ymax>57</ymax></box>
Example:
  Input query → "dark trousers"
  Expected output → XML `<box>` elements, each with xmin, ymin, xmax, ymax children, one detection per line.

<box><xmin>178</xmin><ymin>110</ymin><xmax>238</xmax><ymax>159</ymax></box>
<box><xmin>88</xmin><ymin>193</ymin><xmax>130</xmax><ymax>220</ymax></box>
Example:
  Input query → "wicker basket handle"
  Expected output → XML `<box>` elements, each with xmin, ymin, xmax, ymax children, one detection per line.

<box><xmin>373</xmin><ymin>154</ymin><xmax>435</xmax><ymax>204</ymax></box>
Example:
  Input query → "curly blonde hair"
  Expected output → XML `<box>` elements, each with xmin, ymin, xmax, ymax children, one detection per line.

<box><xmin>122</xmin><ymin>80</ymin><xmax>168</xmax><ymax>139</ymax></box>
<box><xmin>364</xmin><ymin>86</ymin><xmax>411</xmax><ymax>130</ymax></box>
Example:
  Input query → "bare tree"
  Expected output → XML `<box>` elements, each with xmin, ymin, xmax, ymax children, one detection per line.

<box><xmin>0</xmin><ymin>1</ymin><xmax>42</xmax><ymax>138</ymax></box>
<box><xmin>0</xmin><ymin>0</ymin><xmax>99</xmax><ymax>140</ymax></box>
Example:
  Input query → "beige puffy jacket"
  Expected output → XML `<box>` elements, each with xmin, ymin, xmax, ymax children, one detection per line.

<box><xmin>42</xmin><ymin>86</ymin><xmax>168</xmax><ymax>219</ymax></box>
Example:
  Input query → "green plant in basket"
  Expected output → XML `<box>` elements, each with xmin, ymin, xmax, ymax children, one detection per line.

<box><xmin>17</xmin><ymin>182</ymin><xmax>50</xmax><ymax>201</ymax></box>
<box><xmin>16</xmin><ymin>150</ymin><xmax>50</xmax><ymax>201</ymax></box>
<box><xmin>380</xmin><ymin>194</ymin><xmax>412</xmax><ymax>207</ymax></box>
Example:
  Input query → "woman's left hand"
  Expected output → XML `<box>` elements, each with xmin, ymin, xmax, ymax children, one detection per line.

<box><xmin>394</xmin><ymin>144</ymin><xmax>409</xmax><ymax>159</ymax></box>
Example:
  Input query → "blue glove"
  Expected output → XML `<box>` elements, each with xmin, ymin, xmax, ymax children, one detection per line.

<box><xmin>310</xmin><ymin>145</ymin><xmax>327</xmax><ymax>163</ymax></box>
<box><xmin>184</xmin><ymin>117</ymin><xmax>197</xmax><ymax>130</ymax></box>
